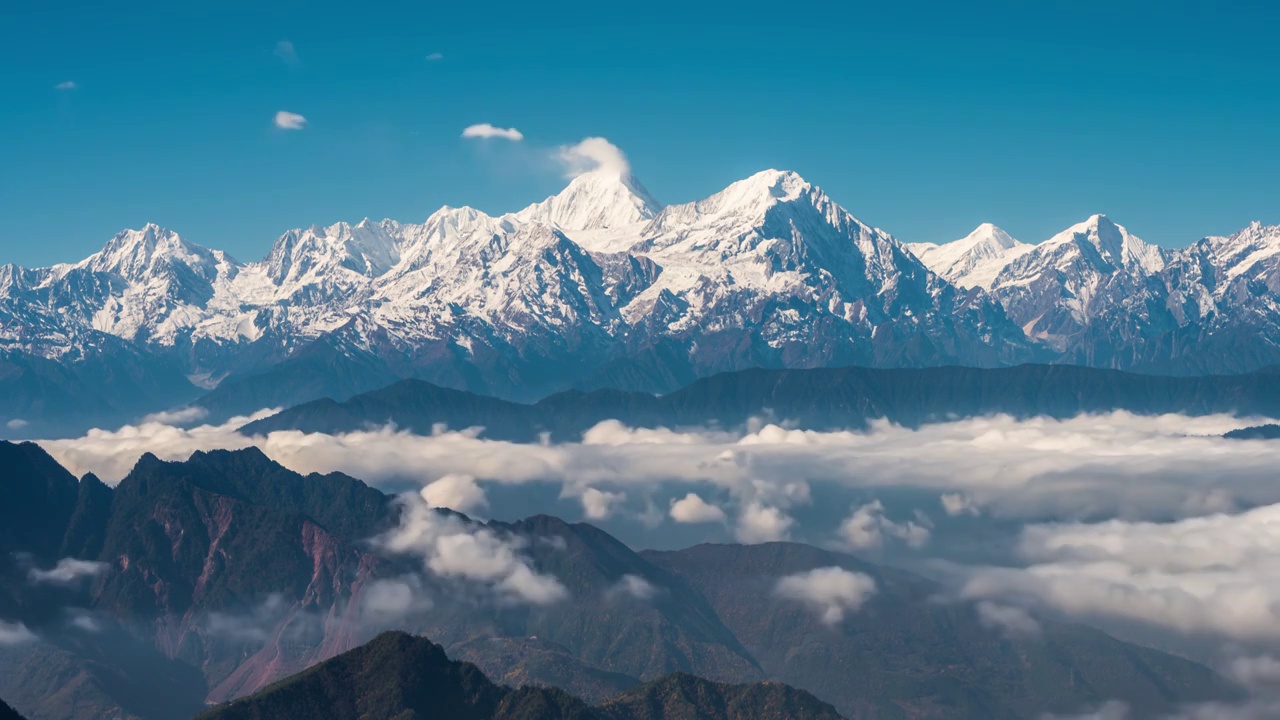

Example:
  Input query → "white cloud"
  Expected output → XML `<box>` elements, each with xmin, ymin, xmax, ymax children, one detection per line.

<box><xmin>358</xmin><ymin>576</ymin><xmax>433</xmax><ymax>623</ymax></box>
<box><xmin>941</xmin><ymin>493</ymin><xmax>980</xmax><ymax>516</ymax></box>
<box><xmin>837</xmin><ymin>500</ymin><xmax>931</xmax><ymax>551</ymax></box>
<box><xmin>426</xmin><ymin>52</ymin><xmax>444</xmax><ymax>61</ymax></box>
<box><xmin>421</xmin><ymin>474</ymin><xmax>488</xmax><ymax>513</ymax></box>
<box><xmin>975</xmin><ymin>601</ymin><xmax>1040</xmax><ymax>639</ymax></box>
<box><xmin>576</xmin><ymin>487</ymin><xmax>625</xmax><ymax>520</ymax></box>
<box><xmin>0</xmin><ymin>620</ymin><xmax>37</xmax><ymax>646</ymax></box>
<box><xmin>29</xmin><ymin>558</ymin><xmax>109</xmax><ymax>585</ymax></box>
<box><xmin>669</xmin><ymin>493</ymin><xmax>727</xmax><ymax>524</ymax></box>
<box><xmin>274</xmin><ymin>40</ymin><xmax>300</xmax><ymax>66</ymax></box>
<box><xmin>736</xmin><ymin>501</ymin><xmax>793</xmax><ymax>544</ymax></box>
<box><xmin>142</xmin><ymin>406</ymin><xmax>209</xmax><ymax>425</ymax></box>
<box><xmin>962</xmin><ymin>502</ymin><xmax>1280</xmax><ymax>641</ymax></box>
<box><xmin>1227</xmin><ymin>655</ymin><xmax>1280</xmax><ymax>689</ymax></box>
<box><xmin>379</xmin><ymin>492</ymin><xmax>567</xmax><ymax>605</ymax></box>
<box><xmin>6</xmin><ymin>419</ymin><xmax>28</xmax><ymax>430</ymax></box>
<box><xmin>37</xmin><ymin>410</ymin><xmax>1280</xmax><ymax>530</ymax></box>
<box><xmin>274</xmin><ymin>111</ymin><xmax>307</xmax><ymax>130</ymax></box>
<box><xmin>775</xmin><ymin>566</ymin><xmax>877</xmax><ymax>624</ymax></box>
<box><xmin>54</xmin><ymin>81</ymin><xmax>77</xmax><ymax>91</ymax></box>
<box><xmin>610</xmin><ymin>574</ymin><xmax>659</xmax><ymax>601</ymax></box>
<box><xmin>462</xmin><ymin>123</ymin><xmax>524</xmax><ymax>141</ymax></box>
<box><xmin>69</xmin><ymin>613</ymin><xmax>102</xmax><ymax>634</ymax></box>
<box><xmin>555</xmin><ymin>137</ymin><xmax>630</xmax><ymax>178</ymax></box>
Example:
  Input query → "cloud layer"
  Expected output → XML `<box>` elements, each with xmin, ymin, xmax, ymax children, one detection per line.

<box><xmin>963</xmin><ymin>502</ymin><xmax>1280</xmax><ymax>641</ymax></box>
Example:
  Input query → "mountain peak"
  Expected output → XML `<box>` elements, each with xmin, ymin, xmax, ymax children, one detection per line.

<box><xmin>514</xmin><ymin>170</ymin><xmax>661</xmax><ymax>232</ymax></box>
<box><xmin>87</xmin><ymin>224</ymin><xmax>221</xmax><ymax>283</ymax></box>
<box><xmin>908</xmin><ymin>223</ymin><xmax>1032</xmax><ymax>289</ymax></box>
<box><xmin>959</xmin><ymin>223</ymin><xmax>1021</xmax><ymax>250</ymax></box>
<box><xmin>1049</xmin><ymin>214</ymin><xmax>1165</xmax><ymax>274</ymax></box>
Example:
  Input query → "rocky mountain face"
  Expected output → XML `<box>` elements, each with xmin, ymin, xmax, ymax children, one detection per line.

<box><xmin>0</xmin><ymin>443</ymin><xmax>1239</xmax><ymax>720</ymax></box>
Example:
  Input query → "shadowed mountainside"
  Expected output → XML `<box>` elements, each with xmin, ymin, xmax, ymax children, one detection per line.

<box><xmin>196</xmin><ymin>631</ymin><xmax>840</xmax><ymax>720</ymax></box>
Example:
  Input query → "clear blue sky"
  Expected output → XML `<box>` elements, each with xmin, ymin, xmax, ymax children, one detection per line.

<box><xmin>3</xmin><ymin>0</ymin><xmax>1278</xmax><ymax>267</ymax></box>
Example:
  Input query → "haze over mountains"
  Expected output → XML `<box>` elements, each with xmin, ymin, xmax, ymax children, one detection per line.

<box><xmin>5</xmin><ymin>166</ymin><xmax>1280</xmax><ymax>434</ymax></box>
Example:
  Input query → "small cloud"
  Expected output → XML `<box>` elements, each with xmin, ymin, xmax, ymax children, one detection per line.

<box><xmin>461</xmin><ymin>123</ymin><xmax>524</xmax><ymax>141</ymax></box>
<box><xmin>29</xmin><ymin>558</ymin><xmax>109</xmax><ymax>585</ymax></box>
<box><xmin>274</xmin><ymin>40</ymin><xmax>300</xmax><ymax>67</ymax></box>
<box><xmin>426</xmin><ymin>52</ymin><xmax>444</xmax><ymax>61</ymax></box>
<box><xmin>578</xmin><ymin>487</ymin><xmax>625</xmax><ymax>521</ymax></box>
<box><xmin>6</xmin><ymin>419</ymin><xmax>29</xmax><ymax>430</ymax></box>
<box><xmin>775</xmin><ymin>566</ymin><xmax>877</xmax><ymax>625</ymax></box>
<box><xmin>554</xmin><ymin>136</ymin><xmax>631</xmax><ymax>178</ymax></box>
<box><xmin>735</xmin><ymin>501</ymin><xmax>793</xmax><ymax>544</ymax></box>
<box><xmin>274</xmin><ymin>111</ymin><xmax>307</xmax><ymax>130</ymax></box>
<box><xmin>55</xmin><ymin>81</ymin><xmax>77</xmax><ymax>91</ymax></box>
<box><xmin>142</xmin><ymin>406</ymin><xmax>208</xmax><ymax>425</ymax></box>
<box><xmin>359</xmin><ymin>576</ymin><xmax>433</xmax><ymax>623</ymax></box>
<box><xmin>610</xmin><ymin>574</ymin><xmax>659</xmax><ymax>601</ymax></box>
<box><xmin>837</xmin><ymin>500</ymin><xmax>931</xmax><ymax>551</ymax></box>
<box><xmin>975</xmin><ymin>601</ymin><xmax>1041</xmax><ymax>639</ymax></box>
<box><xmin>421</xmin><ymin>474</ymin><xmax>488</xmax><ymax>514</ymax></box>
<box><xmin>941</xmin><ymin>493</ymin><xmax>980</xmax><ymax>517</ymax></box>
<box><xmin>669</xmin><ymin>493</ymin><xmax>727</xmax><ymax>524</ymax></box>
<box><xmin>0</xmin><ymin>620</ymin><xmax>36</xmax><ymax>646</ymax></box>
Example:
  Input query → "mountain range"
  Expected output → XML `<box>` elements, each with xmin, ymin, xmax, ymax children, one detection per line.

<box><xmin>240</xmin><ymin>363</ymin><xmax>1280</xmax><ymax>441</ymax></box>
<box><xmin>7</xmin><ymin>168</ymin><xmax>1280</xmax><ymax>434</ymax></box>
<box><xmin>0</xmin><ymin>442</ymin><xmax>1237</xmax><ymax>720</ymax></box>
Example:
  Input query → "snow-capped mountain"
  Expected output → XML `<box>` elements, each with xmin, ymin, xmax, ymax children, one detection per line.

<box><xmin>3</xmin><ymin>167</ymin><xmax>1279</xmax><ymax>430</ymax></box>
<box><xmin>908</xmin><ymin>223</ymin><xmax>1033</xmax><ymax>290</ymax></box>
<box><xmin>983</xmin><ymin>215</ymin><xmax>1171</xmax><ymax>349</ymax></box>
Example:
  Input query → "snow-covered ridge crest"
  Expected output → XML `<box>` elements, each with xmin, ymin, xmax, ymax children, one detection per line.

<box><xmin>908</xmin><ymin>223</ymin><xmax>1033</xmax><ymax>290</ymax></box>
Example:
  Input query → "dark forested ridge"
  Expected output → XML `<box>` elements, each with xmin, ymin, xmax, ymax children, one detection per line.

<box><xmin>241</xmin><ymin>363</ymin><xmax>1280</xmax><ymax>440</ymax></box>
<box><xmin>0</xmin><ymin>699</ymin><xmax>25</xmax><ymax>720</ymax></box>
<box><xmin>196</xmin><ymin>631</ymin><xmax>841</xmax><ymax>720</ymax></box>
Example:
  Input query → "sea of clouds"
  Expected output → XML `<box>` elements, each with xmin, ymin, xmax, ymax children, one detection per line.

<box><xmin>27</xmin><ymin>408</ymin><xmax>1280</xmax><ymax>714</ymax></box>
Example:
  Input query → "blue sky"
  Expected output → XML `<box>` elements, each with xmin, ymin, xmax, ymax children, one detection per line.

<box><xmin>3</xmin><ymin>0</ymin><xmax>1278</xmax><ymax>266</ymax></box>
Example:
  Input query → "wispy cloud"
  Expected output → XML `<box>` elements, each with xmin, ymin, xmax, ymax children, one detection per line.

<box><xmin>461</xmin><ymin>123</ymin><xmax>524</xmax><ymax>141</ymax></box>
<box><xmin>274</xmin><ymin>40</ymin><xmax>300</xmax><ymax>67</ymax></box>
<box><xmin>0</xmin><ymin>620</ymin><xmax>36</xmax><ymax>646</ymax></box>
<box><xmin>274</xmin><ymin>111</ymin><xmax>307</xmax><ymax>130</ymax></box>
<box><xmin>54</xmin><ymin>81</ymin><xmax>77</xmax><ymax>91</ymax></box>
<box><xmin>29</xmin><ymin>558</ymin><xmax>109</xmax><ymax>585</ymax></box>
<box><xmin>426</xmin><ymin>52</ymin><xmax>444</xmax><ymax>61</ymax></box>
